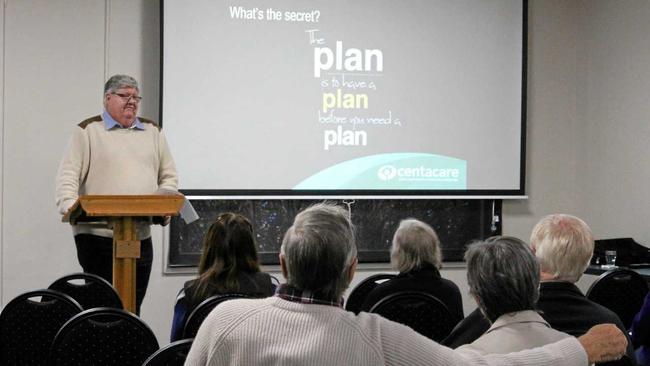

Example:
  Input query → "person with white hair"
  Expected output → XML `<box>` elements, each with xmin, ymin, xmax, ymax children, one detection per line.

<box><xmin>360</xmin><ymin>218</ymin><xmax>463</xmax><ymax>323</ymax></box>
<box><xmin>443</xmin><ymin>214</ymin><xmax>634</xmax><ymax>362</ymax></box>
<box><xmin>185</xmin><ymin>204</ymin><xmax>627</xmax><ymax>366</ymax></box>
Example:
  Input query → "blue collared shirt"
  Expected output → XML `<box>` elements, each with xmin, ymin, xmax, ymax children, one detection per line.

<box><xmin>102</xmin><ymin>110</ymin><xmax>145</xmax><ymax>130</ymax></box>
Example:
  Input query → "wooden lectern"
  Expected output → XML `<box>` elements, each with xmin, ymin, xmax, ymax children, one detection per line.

<box><xmin>62</xmin><ymin>195</ymin><xmax>184</xmax><ymax>313</ymax></box>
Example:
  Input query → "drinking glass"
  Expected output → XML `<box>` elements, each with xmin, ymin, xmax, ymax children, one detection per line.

<box><xmin>604</xmin><ymin>250</ymin><xmax>617</xmax><ymax>268</ymax></box>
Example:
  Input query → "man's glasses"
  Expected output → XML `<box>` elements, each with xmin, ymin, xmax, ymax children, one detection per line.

<box><xmin>111</xmin><ymin>92</ymin><xmax>142</xmax><ymax>103</ymax></box>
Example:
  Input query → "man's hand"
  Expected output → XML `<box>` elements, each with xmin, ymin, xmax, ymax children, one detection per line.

<box><xmin>578</xmin><ymin>324</ymin><xmax>627</xmax><ymax>364</ymax></box>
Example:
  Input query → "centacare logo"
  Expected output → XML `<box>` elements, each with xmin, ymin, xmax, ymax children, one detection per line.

<box><xmin>377</xmin><ymin>165</ymin><xmax>398</xmax><ymax>181</ymax></box>
<box><xmin>377</xmin><ymin>165</ymin><xmax>461</xmax><ymax>182</ymax></box>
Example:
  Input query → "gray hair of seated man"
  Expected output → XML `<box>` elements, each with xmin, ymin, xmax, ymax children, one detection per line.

<box><xmin>390</xmin><ymin>219</ymin><xmax>442</xmax><ymax>273</ymax></box>
<box><xmin>281</xmin><ymin>202</ymin><xmax>357</xmax><ymax>300</ymax></box>
<box><xmin>530</xmin><ymin>214</ymin><xmax>594</xmax><ymax>283</ymax></box>
<box><xmin>103</xmin><ymin>74</ymin><xmax>139</xmax><ymax>95</ymax></box>
<box><xmin>465</xmin><ymin>236</ymin><xmax>540</xmax><ymax>323</ymax></box>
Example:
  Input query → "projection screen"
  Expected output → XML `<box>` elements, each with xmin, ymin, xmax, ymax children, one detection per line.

<box><xmin>161</xmin><ymin>0</ymin><xmax>527</xmax><ymax>197</ymax></box>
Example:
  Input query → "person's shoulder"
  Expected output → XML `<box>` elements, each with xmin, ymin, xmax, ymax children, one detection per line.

<box><xmin>236</xmin><ymin>271</ymin><xmax>275</xmax><ymax>296</ymax></box>
<box><xmin>204</xmin><ymin>297</ymin><xmax>272</xmax><ymax>323</ymax></box>
<box><xmin>356</xmin><ymin>307</ymin><xmax>427</xmax><ymax>331</ymax></box>
<box><xmin>255</xmin><ymin>271</ymin><xmax>277</xmax><ymax>292</ymax></box>
<box><xmin>340</xmin><ymin>308</ymin><xmax>388</xmax><ymax>336</ymax></box>
<box><xmin>183</xmin><ymin>278</ymin><xmax>198</xmax><ymax>289</ymax></box>
<box><xmin>252</xmin><ymin>271</ymin><xmax>273</xmax><ymax>282</ymax></box>
<box><xmin>220</xmin><ymin>296</ymin><xmax>269</xmax><ymax>309</ymax></box>
<box><xmin>441</xmin><ymin>308</ymin><xmax>490</xmax><ymax>348</ymax></box>
<box><xmin>438</xmin><ymin>276</ymin><xmax>462</xmax><ymax>290</ymax></box>
<box><xmin>139</xmin><ymin>117</ymin><xmax>161</xmax><ymax>131</ymax></box>
<box><xmin>196</xmin><ymin>297</ymin><xmax>276</xmax><ymax>350</ymax></box>
<box><xmin>551</xmin><ymin>286</ymin><xmax>622</xmax><ymax>324</ymax></box>
<box><xmin>355</xmin><ymin>310</ymin><xmax>434</xmax><ymax>345</ymax></box>
<box><xmin>585</xmin><ymin>299</ymin><xmax>627</xmax><ymax>324</ymax></box>
<box><xmin>77</xmin><ymin>115</ymin><xmax>102</xmax><ymax>129</ymax></box>
<box><xmin>540</xmin><ymin>286</ymin><xmax>627</xmax><ymax>330</ymax></box>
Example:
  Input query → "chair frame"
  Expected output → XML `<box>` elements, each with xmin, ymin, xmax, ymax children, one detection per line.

<box><xmin>48</xmin><ymin>272</ymin><xmax>123</xmax><ymax>310</ymax></box>
<box><xmin>0</xmin><ymin>289</ymin><xmax>83</xmax><ymax>316</ymax></box>
<box><xmin>49</xmin><ymin>307</ymin><xmax>159</xmax><ymax>365</ymax></box>
<box><xmin>0</xmin><ymin>289</ymin><xmax>83</xmax><ymax>364</ymax></box>
<box><xmin>270</xmin><ymin>274</ymin><xmax>281</xmax><ymax>292</ymax></box>
<box><xmin>142</xmin><ymin>338</ymin><xmax>194</xmax><ymax>366</ymax></box>
<box><xmin>369</xmin><ymin>290</ymin><xmax>456</xmax><ymax>342</ymax></box>
<box><xmin>586</xmin><ymin>268</ymin><xmax>649</xmax><ymax>329</ymax></box>
<box><xmin>345</xmin><ymin>273</ymin><xmax>396</xmax><ymax>314</ymax></box>
<box><xmin>182</xmin><ymin>293</ymin><xmax>251</xmax><ymax>339</ymax></box>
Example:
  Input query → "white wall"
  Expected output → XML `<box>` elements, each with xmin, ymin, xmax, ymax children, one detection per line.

<box><xmin>0</xmin><ymin>0</ymin><xmax>5</xmax><ymax>304</ymax></box>
<box><xmin>1</xmin><ymin>0</ymin><xmax>647</xmax><ymax>345</ymax></box>
<box><xmin>2</xmin><ymin>0</ymin><xmax>106</xmax><ymax>304</ymax></box>
<box><xmin>502</xmin><ymin>0</ymin><xmax>585</xmax><ymax>239</ymax></box>
<box><xmin>0</xmin><ymin>0</ymin><xmax>177</xmax><ymax>342</ymax></box>
<box><xmin>574</xmin><ymin>1</ymin><xmax>650</xmax><ymax>246</ymax></box>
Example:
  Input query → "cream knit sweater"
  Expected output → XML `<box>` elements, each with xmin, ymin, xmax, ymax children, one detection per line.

<box><xmin>185</xmin><ymin>297</ymin><xmax>588</xmax><ymax>366</ymax></box>
<box><xmin>55</xmin><ymin>115</ymin><xmax>178</xmax><ymax>239</ymax></box>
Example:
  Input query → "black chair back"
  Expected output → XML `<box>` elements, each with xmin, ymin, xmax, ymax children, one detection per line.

<box><xmin>369</xmin><ymin>290</ymin><xmax>457</xmax><ymax>342</ymax></box>
<box><xmin>586</xmin><ymin>268</ymin><xmax>649</xmax><ymax>329</ymax></box>
<box><xmin>49</xmin><ymin>307</ymin><xmax>159</xmax><ymax>366</ymax></box>
<box><xmin>182</xmin><ymin>294</ymin><xmax>250</xmax><ymax>339</ymax></box>
<box><xmin>0</xmin><ymin>289</ymin><xmax>83</xmax><ymax>365</ymax></box>
<box><xmin>142</xmin><ymin>338</ymin><xmax>194</xmax><ymax>366</ymax></box>
<box><xmin>48</xmin><ymin>272</ymin><xmax>123</xmax><ymax>310</ymax></box>
<box><xmin>345</xmin><ymin>273</ymin><xmax>396</xmax><ymax>314</ymax></box>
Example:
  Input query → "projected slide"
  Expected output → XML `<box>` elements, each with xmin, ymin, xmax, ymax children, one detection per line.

<box><xmin>162</xmin><ymin>0</ymin><xmax>524</xmax><ymax>194</ymax></box>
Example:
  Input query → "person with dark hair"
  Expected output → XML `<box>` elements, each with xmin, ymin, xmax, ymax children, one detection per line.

<box><xmin>55</xmin><ymin>74</ymin><xmax>178</xmax><ymax>315</ymax></box>
<box><xmin>170</xmin><ymin>213</ymin><xmax>275</xmax><ymax>341</ymax></box>
<box><xmin>458</xmin><ymin>236</ymin><xmax>570</xmax><ymax>354</ymax></box>
<box><xmin>185</xmin><ymin>203</ymin><xmax>628</xmax><ymax>366</ymax></box>
<box><xmin>360</xmin><ymin>218</ymin><xmax>463</xmax><ymax>323</ymax></box>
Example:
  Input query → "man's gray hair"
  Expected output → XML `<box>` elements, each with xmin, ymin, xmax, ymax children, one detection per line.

<box><xmin>530</xmin><ymin>214</ymin><xmax>594</xmax><ymax>283</ymax></box>
<box><xmin>281</xmin><ymin>202</ymin><xmax>357</xmax><ymax>300</ymax></box>
<box><xmin>465</xmin><ymin>236</ymin><xmax>540</xmax><ymax>323</ymax></box>
<box><xmin>390</xmin><ymin>219</ymin><xmax>442</xmax><ymax>272</ymax></box>
<box><xmin>104</xmin><ymin>74</ymin><xmax>139</xmax><ymax>94</ymax></box>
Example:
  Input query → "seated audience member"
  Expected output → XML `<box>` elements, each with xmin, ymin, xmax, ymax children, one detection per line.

<box><xmin>443</xmin><ymin>214</ymin><xmax>635</xmax><ymax>361</ymax></box>
<box><xmin>360</xmin><ymin>218</ymin><xmax>463</xmax><ymax>323</ymax></box>
<box><xmin>457</xmin><ymin>236</ymin><xmax>570</xmax><ymax>355</ymax></box>
<box><xmin>631</xmin><ymin>292</ymin><xmax>650</xmax><ymax>365</ymax></box>
<box><xmin>185</xmin><ymin>203</ymin><xmax>627</xmax><ymax>366</ymax></box>
<box><xmin>170</xmin><ymin>213</ymin><xmax>275</xmax><ymax>341</ymax></box>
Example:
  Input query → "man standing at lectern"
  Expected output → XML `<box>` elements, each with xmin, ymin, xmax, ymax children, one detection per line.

<box><xmin>55</xmin><ymin>74</ymin><xmax>178</xmax><ymax>314</ymax></box>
